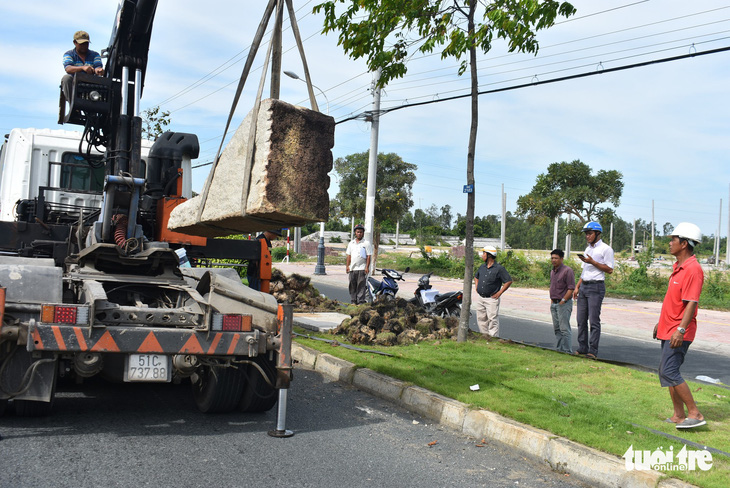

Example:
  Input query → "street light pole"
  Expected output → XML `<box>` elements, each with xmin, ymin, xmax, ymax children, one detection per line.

<box><xmin>284</xmin><ymin>70</ymin><xmax>329</xmax><ymax>275</ymax></box>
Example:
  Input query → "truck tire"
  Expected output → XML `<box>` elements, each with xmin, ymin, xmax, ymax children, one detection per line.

<box><xmin>238</xmin><ymin>357</ymin><xmax>277</xmax><ymax>413</ymax></box>
<box><xmin>192</xmin><ymin>365</ymin><xmax>245</xmax><ymax>413</ymax></box>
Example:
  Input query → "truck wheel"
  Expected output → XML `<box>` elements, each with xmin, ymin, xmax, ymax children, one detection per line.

<box><xmin>238</xmin><ymin>357</ymin><xmax>277</xmax><ymax>413</ymax></box>
<box><xmin>192</xmin><ymin>365</ymin><xmax>245</xmax><ymax>413</ymax></box>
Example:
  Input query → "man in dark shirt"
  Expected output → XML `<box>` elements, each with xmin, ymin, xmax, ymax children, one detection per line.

<box><xmin>474</xmin><ymin>246</ymin><xmax>512</xmax><ymax>338</ymax></box>
<box><xmin>550</xmin><ymin>249</ymin><xmax>576</xmax><ymax>353</ymax></box>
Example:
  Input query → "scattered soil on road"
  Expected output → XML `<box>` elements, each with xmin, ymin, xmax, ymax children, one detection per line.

<box><xmin>270</xmin><ymin>269</ymin><xmax>460</xmax><ymax>345</ymax></box>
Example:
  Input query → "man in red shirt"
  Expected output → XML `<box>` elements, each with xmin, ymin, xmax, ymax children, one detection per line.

<box><xmin>653</xmin><ymin>222</ymin><xmax>705</xmax><ymax>430</ymax></box>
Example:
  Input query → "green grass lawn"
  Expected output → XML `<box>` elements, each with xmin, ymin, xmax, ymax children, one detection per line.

<box><xmin>295</xmin><ymin>333</ymin><xmax>730</xmax><ymax>487</ymax></box>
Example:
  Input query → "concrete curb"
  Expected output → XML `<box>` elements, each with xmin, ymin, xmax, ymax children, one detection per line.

<box><xmin>292</xmin><ymin>342</ymin><xmax>693</xmax><ymax>488</ymax></box>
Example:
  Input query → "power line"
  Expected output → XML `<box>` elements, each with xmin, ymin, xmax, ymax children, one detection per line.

<box><xmin>335</xmin><ymin>45</ymin><xmax>730</xmax><ymax>125</ymax></box>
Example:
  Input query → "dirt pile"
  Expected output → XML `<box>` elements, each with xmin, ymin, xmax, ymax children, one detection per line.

<box><xmin>332</xmin><ymin>298</ymin><xmax>460</xmax><ymax>346</ymax></box>
<box><xmin>269</xmin><ymin>269</ymin><xmax>339</xmax><ymax>311</ymax></box>
<box><xmin>269</xmin><ymin>270</ymin><xmax>461</xmax><ymax>346</ymax></box>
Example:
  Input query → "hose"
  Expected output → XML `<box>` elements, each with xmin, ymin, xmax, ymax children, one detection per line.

<box><xmin>112</xmin><ymin>214</ymin><xmax>128</xmax><ymax>247</ymax></box>
<box><xmin>0</xmin><ymin>346</ymin><xmax>55</xmax><ymax>398</ymax></box>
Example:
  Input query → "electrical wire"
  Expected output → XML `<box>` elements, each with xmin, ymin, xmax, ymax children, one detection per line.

<box><xmin>335</xmin><ymin>44</ymin><xmax>730</xmax><ymax>125</ymax></box>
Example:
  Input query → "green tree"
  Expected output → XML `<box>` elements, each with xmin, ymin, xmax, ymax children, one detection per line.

<box><xmin>516</xmin><ymin>159</ymin><xmax>623</xmax><ymax>232</ymax></box>
<box><xmin>141</xmin><ymin>106</ymin><xmax>171</xmax><ymax>140</ymax></box>
<box><xmin>315</xmin><ymin>0</ymin><xmax>576</xmax><ymax>342</ymax></box>
<box><xmin>333</xmin><ymin>151</ymin><xmax>416</xmax><ymax>230</ymax></box>
<box><xmin>663</xmin><ymin>222</ymin><xmax>674</xmax><ymax>236</ymax></box>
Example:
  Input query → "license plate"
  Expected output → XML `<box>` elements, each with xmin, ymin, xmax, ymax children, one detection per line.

<box><xmin>124</xmin><ymin>354</ymin><xmax>171</xmax><ymax>382</ymax></box>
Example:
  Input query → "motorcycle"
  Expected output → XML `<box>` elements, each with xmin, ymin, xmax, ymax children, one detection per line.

<box><xmin>366</xmin><ymin>267</ymin><xmax>410</xmax><ymax>302</ymax></box>
<box><xmin>409</xmin><ymin>272</ymin><xmax>463</xmax><ymax>318</ymax></box>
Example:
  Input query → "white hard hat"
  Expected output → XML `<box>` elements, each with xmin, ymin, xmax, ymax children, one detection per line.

<box><xmin>481</xmin><ymin>246</ymin><xmax>497</xmax><ymax>256</ymax></box>
<box><xmin>671</xmin><ymin>222</ymin><xmax>701</xmax><ymax>247</ymax></box>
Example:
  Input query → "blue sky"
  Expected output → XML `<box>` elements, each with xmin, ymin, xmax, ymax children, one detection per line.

<box><xmin>1</xmin><ymin>0</ymin><xmax>729</xmax><ymax>240</ymax></box>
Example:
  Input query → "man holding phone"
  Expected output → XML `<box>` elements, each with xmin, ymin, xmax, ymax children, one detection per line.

<box><xmin>573</xmin><ymin>221</ymin><xmax>614</xmax><ymax>358</ymax></box>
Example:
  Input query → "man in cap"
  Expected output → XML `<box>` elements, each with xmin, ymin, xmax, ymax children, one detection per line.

<box><xmin>653</xmin><ymin>222</ymin><xmax>706</xmax><ymax>429</ymax></box>
<box><xmin>247</xmin><ymin>230</ymin><xmax>282</xmax><ymax>291</ymax></box>
<box><xmin>345</xmin><ymin>224</ymin><xmax>372</xmax><ymax>304</ymax></box>
<box><xmin>573</xmin><ymin>221</ymin><xmax>614</xmax><ymax>359</ymax></box>
<box><xmin>474</xmin><ymin>246</ymin><xmax>512</xmax><ymax>338</ymax></box>
<box><xmin>61</xmin><ymin>31</ymin><xmax>105</xmax><ymax>106</ymax></box>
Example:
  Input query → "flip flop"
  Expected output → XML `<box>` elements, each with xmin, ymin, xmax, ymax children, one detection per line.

<box><xmin>585</xmin><ymin>353</ymin><xmax>597</xmax><ymax>359</ymax></box>
<box><xmin>676</xmin><ymin>418</ymin><xmax>707</xmax><ymax>429</ymax></box>
<box><xmin>663</xmin><ymin>418</ymin><xmax>676</xmax><ymax>423</ymax></box>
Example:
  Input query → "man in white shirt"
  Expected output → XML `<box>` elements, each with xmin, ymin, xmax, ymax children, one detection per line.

<box><xmin>345</xmin><ymin>224</ymin><xmax>372</xmax><ymax>304</ymax></box>
<box><xmin>573</xmin><ymin>221</ymin><xmax>614</xmax><ymax>359</ymax></box>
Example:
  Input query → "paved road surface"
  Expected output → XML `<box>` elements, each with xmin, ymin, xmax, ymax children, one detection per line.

<box><xmin>0</xmin><ymin>368</ymin><xmax>587</xmax><ymax>488</ymax></box>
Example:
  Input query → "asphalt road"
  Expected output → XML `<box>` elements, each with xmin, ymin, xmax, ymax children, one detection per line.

<box><xmin>0</xmin><ymin>369</ymin><xmax>587</xmax><ymax>488</ymax></box>
<box><xmin>313</xmin><ymin>281</ymin><xmax>730</xmax><ymax>387</ymax></box>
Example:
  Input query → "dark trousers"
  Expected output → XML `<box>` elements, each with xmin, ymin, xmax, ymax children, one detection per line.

<box><xmin>348</xmin><ymin>270</ymin><xmax>368</xmax><ymax>304</ymax></box>
<box><xmin>576</xmin><ymin>281</ymin><xmax>605</xmax><ymax>355</ymax></box>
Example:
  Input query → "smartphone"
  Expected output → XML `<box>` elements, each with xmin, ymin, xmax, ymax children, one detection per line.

<box><xmin>577</xmin><ymin>253</ymin><xmax>585</xmax><ymax>259</ymax></box>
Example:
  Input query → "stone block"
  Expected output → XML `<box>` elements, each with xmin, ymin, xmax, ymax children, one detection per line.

<box><xmin>352</xmin><ymin>368</ymin><xmax>407</xmax><ymax>403</ymax></box>
<box><xmin>314</xmin><ymin>353</ymin><xmax>356</xmax><ymax>383</ymax></box>
<box><xmin>168</xmin><ymin>98</ymin><xmax>334</xmax><ymax>237</ymax></box>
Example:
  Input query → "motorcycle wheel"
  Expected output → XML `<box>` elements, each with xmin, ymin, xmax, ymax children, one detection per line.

<box><xmin>447</xmin><ymin>304</ymin><xmax>461</xmax><ymax>318</ymax></box>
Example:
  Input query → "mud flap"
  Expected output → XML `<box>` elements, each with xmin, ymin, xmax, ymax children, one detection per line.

<box><xmin>0</xmin><ymin>347</ymin><xmax>57</xmax><ymax>402</ymax></box>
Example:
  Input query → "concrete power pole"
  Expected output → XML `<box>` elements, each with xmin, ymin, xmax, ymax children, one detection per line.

<box><xmin>632</xmin><ymin>220</ymin><xmax>636</xmax><ymax>258</ymax></box>
<box><xmin>716</xmin><ymin>199</ymin><xmax>722</xmax><ymax>268</ymax></box>
<box><xmin>500</xmin><ymin>184</ymin><xmax>506</xmax><ymax>251</ymax></box>
<box><xmin>363</xmin><ymin>69</ymin><xmax>382</xmax><ymax>272</ymax></box>
<box><xmin>727</xmin><ymin>184</ymin><xmax>729</xmax><ymax>268</ymax></box>
<box><xmin>610</xmin><ymin>222</ymin><xmax>614</xmax><ymax>249</ymax></box>
<box><xmin>552</xmin><ymin>215</ymin><xmax>559</xmax><ymax>251</ymax></box>
<box><xmin>651</xmin><ymin>200</ymin><xmax>655</xmax><ymax>250</ymax></box>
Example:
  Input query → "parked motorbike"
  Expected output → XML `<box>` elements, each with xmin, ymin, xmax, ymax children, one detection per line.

<box><xmin>366</xmin><ymin>267</ymin><xmax>410</xmax><ymax>302</ymax></box>
<box><xmin>409</xmin><ymin>272</ymin><xmax>463</xmax><ymax>318</ymax></box>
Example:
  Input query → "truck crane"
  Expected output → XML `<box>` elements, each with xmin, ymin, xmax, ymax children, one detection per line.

<box><xmin>0</xmin><ymin>0</ymin><xmax>302</xmax><ymax>418</ymax></box>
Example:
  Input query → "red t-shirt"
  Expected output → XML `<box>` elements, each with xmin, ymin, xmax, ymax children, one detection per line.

<box><xmin>657</xmin><ymin>255</ymin><xmax>704</xmax><ymax>341</ymax></box>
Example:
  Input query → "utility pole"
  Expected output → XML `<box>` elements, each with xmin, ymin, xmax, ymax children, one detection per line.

<box><xmin>651</xmin><ymin>200</ymin><xmax>655</xmax><ymax>250</ymax></box>
<box><xmin>727</xmin><ymin>184</ymin><xmax>729</xmax><ymax>268</ymax></box>
<box><xmin>552</xmin><ymin>215</ymin><xmax>559</xmax><ymax>251</ymax></box>
<box><xmin>610</xmin><ymin>222</ymin><xmax>614</xmax><ymax>249</ymax></box>
<box><xmin>716</xmin><ymin>199</ymin><xmax>722</xmax><ymax>267</ymax></box>
<box><xmin>565</xmin><ymin>215</ymin><xmax>571</xmax><ymax>258</ymax></box>
<box><xmin>632</xmin><ymin>219</ymin><xmax>636</xmax><ymax>258</ymax></box>
<box><xmin>500</xmin><ymin>184</ymin><xmax>506</xmax><ymax>251</ymax></box>
<box><xmin>363</xmin><ymin>69</ymin><xmax>382</xmax><ymax>272</ymax></box>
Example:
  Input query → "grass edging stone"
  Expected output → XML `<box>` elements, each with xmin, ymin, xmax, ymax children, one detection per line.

<box><xmin>352</xmin><ymin>368</ymin><xmax>408</xmax><ymax>403</ymax></box>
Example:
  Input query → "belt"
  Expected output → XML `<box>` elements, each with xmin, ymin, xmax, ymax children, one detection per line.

<box><xmin>552</xmin><ymin>299</ymin><xmax>561</xmax><ymax>303</ymax></box>
<box><xmin>582</xmin><ymin>280</ymin><xmax>604</xmax><ymax>284</ymax></box>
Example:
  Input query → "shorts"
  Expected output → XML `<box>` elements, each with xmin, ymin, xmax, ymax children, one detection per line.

<box><xmin>658</xmin><ymin>339</ymin><xmax>692</xmax><ymax>387</ymax></box>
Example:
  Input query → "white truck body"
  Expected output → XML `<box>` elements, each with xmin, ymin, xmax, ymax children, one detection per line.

<box><xmin>0</xmin><ymin>128</ymin><xmax>192</xmax><ymax>222</ymax></box>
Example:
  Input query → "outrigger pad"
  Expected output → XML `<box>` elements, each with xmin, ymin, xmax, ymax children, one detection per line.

<box><xmin>168</xmin><ymin>98</ymin><xmax>334</xmax><ymax>237</ymax></box>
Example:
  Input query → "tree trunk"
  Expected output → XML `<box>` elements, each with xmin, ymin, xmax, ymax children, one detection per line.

<box><xmin>457</xmin><ymin>2</ymin><xmax>478</xmax><ymax>342</ymax></box>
